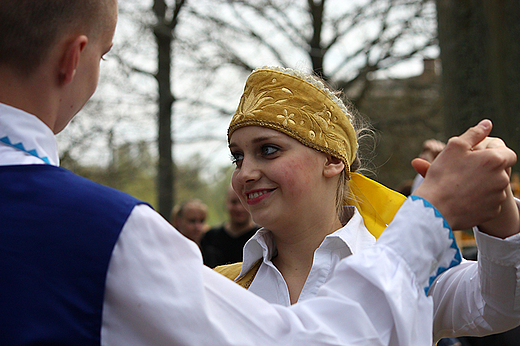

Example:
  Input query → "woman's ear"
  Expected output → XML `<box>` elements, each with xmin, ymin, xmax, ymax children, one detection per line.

<box><xmin>323</xmin><ymin>154</ymin><xmax>345</xmax><ymax>178</ymax></box>
<box><xmin>58</xmin><ymin>35</ymin><xmax>88</xmax><ymax>85</ymax></box>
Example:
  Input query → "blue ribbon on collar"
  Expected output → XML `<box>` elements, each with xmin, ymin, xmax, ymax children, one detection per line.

<box><xmin>0</xmin><ymin>136</ymin><xmax>50</xmax><ymax>164</ymax></box>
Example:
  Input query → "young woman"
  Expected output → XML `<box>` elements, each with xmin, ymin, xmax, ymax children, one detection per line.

<box><xmin>218</xmin><ymin>66</ymin><xmax>520</xmax><ymax>343</ymax></box>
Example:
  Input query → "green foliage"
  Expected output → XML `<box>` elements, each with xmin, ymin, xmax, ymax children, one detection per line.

<box><xmin>175</xmin><ymin>158</ymin><xmax>234</xmax><ymax>226</ymax></box>
<box><xmin>61</xmin><ymin>141</ymin><xmax>235</xmax><ymax>227</ymax></box>
<box><xmin>61</xmin><ymin>140</ymin><xmax>157</xmax><ymax>206</ymax></box>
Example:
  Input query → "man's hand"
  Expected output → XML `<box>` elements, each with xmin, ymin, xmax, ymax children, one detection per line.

<box><xmin>474</xmin><ymin>137</ymin><xmax>520</xmax><ymax>238</ymax></box>
<box><xmin>412</xmin><ymin>120</ymin><xmax>517</xmax><ymax>232</ymax></box>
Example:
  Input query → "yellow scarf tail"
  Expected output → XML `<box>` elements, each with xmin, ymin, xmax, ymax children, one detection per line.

<box><xmin>348</xmin><ymin>172</ymin><xmax>407</xmax><ymax>239</ymax></box>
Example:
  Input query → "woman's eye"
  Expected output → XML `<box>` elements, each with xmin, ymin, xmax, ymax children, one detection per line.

<box><xmin>262</xmin><ymin>145</ymin><xmax>279</xmax><ymax>156</ymax></box>
<box><xmin>230</xmin><ymin>152</ymin><xmax>243</xmax><ymax>166</ymax></box>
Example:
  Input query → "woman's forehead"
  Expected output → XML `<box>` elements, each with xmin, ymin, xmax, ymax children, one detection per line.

<box><xmin>229</xmin><ymin>126</ymin><xmax>294</xmax><ymax>145</ymax></box>
<box><xmin>231</xmin><ymin>125</ymin><xmax>288</xmax><ymax>138</ymax></box>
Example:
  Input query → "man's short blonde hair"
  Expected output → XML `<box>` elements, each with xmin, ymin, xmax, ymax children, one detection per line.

<box><xmin>0</xmin><ymin>0</ymin><xmax>114</xmax><ymax>76</ymax></box>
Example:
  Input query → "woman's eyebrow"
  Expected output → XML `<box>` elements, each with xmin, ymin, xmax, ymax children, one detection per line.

<box><xmin>229</xmin><ymin>135</ymin><xmax>279</xmax><ymax>149</ymax></box>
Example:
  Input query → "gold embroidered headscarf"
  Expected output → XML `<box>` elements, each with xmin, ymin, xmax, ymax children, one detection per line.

<box><xmin>228</xmin><ymin>67</ymin><xmax>405</xmax><ymax>238</ymax></box>
<box><xmin>228</xmin><ymin>67</ymin><xmax>358</xmax><ymax>179</ymax></box>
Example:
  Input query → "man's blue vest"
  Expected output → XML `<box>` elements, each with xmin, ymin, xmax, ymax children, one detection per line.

<box><xmin>0</xmin><ymin>164</ymin><xmax>142</xmax><ymax>345</ymax></box>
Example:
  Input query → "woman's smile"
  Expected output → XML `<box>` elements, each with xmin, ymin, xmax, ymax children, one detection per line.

<box><xmin>245</xmin><ymin>188</ymin><xmax>276</xmax><ymax>205</ymax></box>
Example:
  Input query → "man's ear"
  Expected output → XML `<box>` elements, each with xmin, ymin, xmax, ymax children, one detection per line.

<box><xmin>58</xmin><ymin>35</ymin><xmax>88</xmax><ymax>85</ymax></box>
<box><xmin>323</xmin><ymin>154</ymin><xmax>345</xmax><ymax>178</ymax></box>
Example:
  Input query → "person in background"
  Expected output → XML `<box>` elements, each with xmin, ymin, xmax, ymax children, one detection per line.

<box><xmin>396</xmin><ymin>179</ymin><xmax>413</xmax><ymax>196</ymax></box>
<box><xmin>396</xmin><ymin>139</ymin><xmax>445</xmax><ymax>196</ymax></box>
<box><xmin>411</xmin><ymin>138</ymin><xmax>446</xmax><ymax>193</ymax></box>
<box><xmin>217</xmin><ymin>66</ymin><xmax>520</xmax><ymax>344</ymax></box>
<box><xmin>1</xmin><ymin>1</ymin><xmax>518</xmax><ymax>344</ymax></box>
<box><xmin>201</xmin><ymin>185</ymin><xmax>260</xmax><ymax>268</ymax></box>
<box><xmin>171</xmin><ymin>198</ymin><xmax>209</xmax><ymax>246</ymax></box>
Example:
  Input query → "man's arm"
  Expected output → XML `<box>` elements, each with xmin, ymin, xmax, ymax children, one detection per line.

<box><xmin>100</xmin><ymin>120</ymin><xmax>515</xmax><ymax>345</ymax></box>
<box><xmin>429</xmin><ymin>230</ymin><xmax>520</xmax><ymax>342</ymax></box>
<box><xmin>413</xmin><ymin>119</ymin><xmax>520</xmax><ymax>341</ymax></box>
<box><xmin>101</xmin><ymin>202</ymin><xmax>458</xmax><ymax>346</ymax></box>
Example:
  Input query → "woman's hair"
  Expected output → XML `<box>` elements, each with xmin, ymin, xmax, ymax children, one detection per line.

<box><xmin>309</xmin><ymin>75</ymin><xmax>375</xmax><ymax>218</ymax></box>
<box><xmin>171</xmin><ymin>199</ymin><xmax>208</xmax><ymax>224</ymax></box>
<box><xmin>338</xmin><ymin>113</ymin><xmax>374</xmax><ymax>218</ymax></box>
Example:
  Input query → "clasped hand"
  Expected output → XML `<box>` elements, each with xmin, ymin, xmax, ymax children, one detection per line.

<box><xmin>413</xmin><ymin>119</ymin><xmax>519</xmax><ymax>237</ymax></box>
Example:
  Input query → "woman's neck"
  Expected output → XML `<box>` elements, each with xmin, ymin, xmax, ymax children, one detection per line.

<box><xmin>270</xmin><ymin>214</ymin><xmax>343</xmax><ymax>304</ymax></box>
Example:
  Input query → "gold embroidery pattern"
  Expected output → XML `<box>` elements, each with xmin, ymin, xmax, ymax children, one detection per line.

<box><xmin>277</xmin><ymin>109</ymin><xmax>295</xmax><ymax>127</ymax></box>
<box><xmin>234</xmin><ymin>89</ymin><xmax>272</xmax><ymax>120</ymax></box>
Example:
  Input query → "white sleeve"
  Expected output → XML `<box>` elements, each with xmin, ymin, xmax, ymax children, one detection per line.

<box><xmin>101</xmin><ymin>198</ymin><xmax>460</xmax><ymax>346</ymax></box>
<box><xmin>430</xmin><ymin>227</ymin><xmax>520</xmax><ymax>342</ymax></box>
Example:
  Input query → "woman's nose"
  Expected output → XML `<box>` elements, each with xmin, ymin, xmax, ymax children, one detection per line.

<box><xmin>235</xmin><ymin>156</ymin><xmax>261</xmax><ymax>184</ymax></box>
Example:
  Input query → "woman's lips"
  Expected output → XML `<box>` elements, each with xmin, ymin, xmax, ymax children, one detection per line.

<box><xmin>245</xmin><ymin>188</ymin><xmax>275</xmax><ymax>205</ymax></box>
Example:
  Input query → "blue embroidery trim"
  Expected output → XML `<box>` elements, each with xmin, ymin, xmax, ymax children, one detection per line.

<box><xmin>0</xmin><ymin>136</ymin><xmax>50</xmax><ymax>164</ymax></box>
<box><xmin>409</xmin><ymin>195</ymin><xmax>462</xmax><ymax>295</ymax></box>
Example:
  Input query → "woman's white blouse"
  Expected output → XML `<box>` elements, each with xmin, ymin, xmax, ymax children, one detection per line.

<box><xmin>242</xmin><ymin>206</ymin><xmax>520</xmax><ymax>342</ymax></box>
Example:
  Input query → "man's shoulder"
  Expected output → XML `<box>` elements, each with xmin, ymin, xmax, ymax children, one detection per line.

<box><xmin>0</xmin><ymin>164</ymin><xmax>144</xmax><ymax>208</ymax></box>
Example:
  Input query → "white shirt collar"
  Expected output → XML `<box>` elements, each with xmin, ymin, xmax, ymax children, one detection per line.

<box><xmin>240</xmin><ymin>207</ymin><xmax>376</xmax><ymax>277</ymax></box>
<box><xmin>0</xmin><ymin>102</ymin><xmax>59</xmax><ymax>166</ymax></box>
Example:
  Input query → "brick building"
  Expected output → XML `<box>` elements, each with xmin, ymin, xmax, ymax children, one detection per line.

<box><xmin>354</xmin><ymin>58</ymin><xmax>444</xmax><ymax>191</ymax></box>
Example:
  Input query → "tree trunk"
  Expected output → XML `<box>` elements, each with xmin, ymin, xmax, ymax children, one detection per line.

<box><xmin>436</xmin><ymin>0</ymin><xmax>520</xmax><ymax>165</ymax></box>
<box><xmin>154</xmin><ymin>0</ymin><xmax>175</xmax><ymax>218</ymax></box>
<box><xmin>308</xmin><ymin>0</ymin><xmax>325</xmax><ymax>76</ymax></box>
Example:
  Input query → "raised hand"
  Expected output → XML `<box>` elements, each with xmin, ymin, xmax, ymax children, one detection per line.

<box><xmin>473</xmin><ymin>137</ymin><xmax>520</xmax><ymax>238</ymax></box>
<box><xmin>412</xmin><ymin>120</ymin><xmax>517</xmax><ymax>232</ymax></box>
